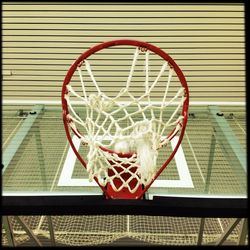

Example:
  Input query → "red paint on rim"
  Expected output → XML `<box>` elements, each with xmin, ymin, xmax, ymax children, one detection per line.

<box><xmin>61</xmin><ymin>39</ymin><xmax>189</xmax><ymax>199</ymax></box>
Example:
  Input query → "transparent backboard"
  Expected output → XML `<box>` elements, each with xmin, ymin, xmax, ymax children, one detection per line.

<box><xmin>2</xmin><ymin>104</ymin><xmax>247</xmax><ymax>201</ymax></box>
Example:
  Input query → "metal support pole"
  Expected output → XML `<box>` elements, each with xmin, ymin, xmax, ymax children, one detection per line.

<box><xmin>47</xmin><ymin>216</ymin><xmax>56</xmax><ymax>246</ymax></box>
<box><xmin>215</xmin><ymin>218</ymin><xmax>242</xmax><ymax>245</ymax></box>
<box><xmin>208</xmin><ymin>106</ymin><xmax>246</xmax><ymax>176</ymax></box>
<box><xmin>34</xmin><ymin>119</ymin><xmax>47</xmax><ymax>191</ymax></box>
<box><xmin>15</xmin><ymin>216</ymin><xmax>42</xmax><ymax>246</ymax></box>
<box><xmin>237</xmin><ymin>218</ymin><xmax>248</xmax><ymax>245</ymax></box>
<box><xmin>2</xmin><ymin>105</ymin><xmax>44</xmax><ymax>173</ymax></box>
<box><xmin>2</xmin><ymin>216</ymin><xmax>16</xmax><ymax>247</ymax></box>
<box><xmin>197</xmin><ymin>133</ymin><xmax>216</xmax><ymax>245</ymax></box>
<box><xmin>204</xmin><ymin>132</ymin><xmax>216</xmax><ymax>193</ymax></box>
<box><xmin>197</xmin><ymin>218</ymin><xmax>206</xmax><ymax>245</ymax></box>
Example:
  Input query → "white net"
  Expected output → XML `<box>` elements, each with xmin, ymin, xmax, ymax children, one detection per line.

<box><xmin>2</xmin><ymin>216</ymin><xmax>246</xmax><ymax>246</ymax></box>
<box><xmin>64</xmin><ymin>46</ymin><xmax>187</xmax><ymax>193</ymax></box>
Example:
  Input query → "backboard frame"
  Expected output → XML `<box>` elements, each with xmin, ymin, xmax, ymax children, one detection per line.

<box><xmin>2</xmin><ymin>103</ymin><xmax>247</xmax><ymax>217</ymax></box>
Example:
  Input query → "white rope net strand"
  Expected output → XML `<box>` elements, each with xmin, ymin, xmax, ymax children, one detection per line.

<box><xmin>64</xmin><ymin>46</ymin><xmax>187</xmax><ymax>193</ymax></box>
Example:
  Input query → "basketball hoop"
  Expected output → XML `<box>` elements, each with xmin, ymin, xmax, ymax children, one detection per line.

<box><xmin>61</xmin><ymin>39</ymin><xmax>189</xmax><ymax>199</ymax></box>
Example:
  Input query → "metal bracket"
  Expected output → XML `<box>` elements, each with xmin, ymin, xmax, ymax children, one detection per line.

<box><xmin>208</xmin><ymin>106</ymin><xmax>246</xmax><ymax>175</ymax></box>
<box><xmin>2</xmin><ymin>104</ymin><xmax>44</xmax><ymax>173</ymax></box>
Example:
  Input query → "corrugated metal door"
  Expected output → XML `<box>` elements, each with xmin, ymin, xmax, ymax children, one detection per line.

<box><xmin>2</xmin><ymin>2</ymin><xmax>245</xmax><ymax>103</ymax></box>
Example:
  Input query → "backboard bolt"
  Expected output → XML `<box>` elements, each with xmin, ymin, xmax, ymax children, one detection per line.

<box><xmin>216</xmin><ymin>112</ymin><xmax>224</xmax><ymax>117</ymax></box>
<box><xmin>189</xmin><ymin>113</ymin><xmax>196</xmax><ymax>118</ymax></box>
<box><xmin>17</xmin><ymin>109</ymin><xmax>28</xmax><ymax>118</ymax></box>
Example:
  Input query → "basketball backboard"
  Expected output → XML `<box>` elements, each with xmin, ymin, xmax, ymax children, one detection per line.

<box><xmin>2</xmin><ymin>2</ymin><xmax>247</xmax><ymax>247</ymax></box>
<box><xmin>2</xmin><ymin>103</ymin><xmax>247</xmax><ymax>217</ymax></box>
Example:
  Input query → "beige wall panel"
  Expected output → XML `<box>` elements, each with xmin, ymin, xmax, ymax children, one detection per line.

<box><xmin>2</xmin><ymin>3</ymin><xmax>244</xmax><ymax>11</ymax></box>
<box><xmin>3</xmin><ymin>80</ymin><xmax>245</xmax><ymax>88</ymax></box>
<box><xmin>2</xmin><ymin>29</ymin><xmax>244</xmax><ymax>36</ymax></box>
<box><xmin>2</xmin><ymin>62</ymin><xmax>245</xmax><ymax>73</ymax></box>
<box><xmin>2</xmin><ymin>2</ymin><xmax>245</xmax><ymax>103</ymax></box>
<box><xmin>2</xmin><ymin>53</ymin><xmax>246</xmax><ymax>61</ymax></box>
<box><xmin>3</xmin><ymin>76</ymin><xmax>245</xmax><ymax>82</ymax></box>
<box><xmin>2</xmin><ymin>70</ymin><xmax>245</xmax><ymax>81</ymax></box>
<box><xmin>2</xmin><ymin>35</ymin><xmax>245</xmax><ymax>43</ymax></box>
<box><xmin>3</xmin><ymin>85</ymin><xmax>245</xmax><ymax>92</ymax></box>
<box><xmin>3</xmin><ymin>96</ymin><xmax>245</xmax><ymax>103</ymax></box>
<box><xmin>3</xmin><ymin>57</ymin><xmax>245</xmax><ymax>67</ymax></box>
<box><xmin>2</xmin><ymin>88</ymin><xmax>245</xmax><ymax>96</ymax></box>
<box><xmin>2</xmin><ymin>65</ymin><xmax>245</xmax><ymax>72</ymax></box>
<box><xmin>2</xmin><ymin>23</ymin><xmax>244</xmax><ymax>31</ymax></box>
<box><xmin>2</xmin><ymin>72</ymin><xmax>245</xmax><ymax>80</ymax></box>
<box><xmin>2</xmin><ymin>17</ymin><xmax>245</xmax><ymax>24</ymax></box>
<box><xmin>3</xmin><ymin>42</ymin><xmax>245</xmax><ymax>49</ymax></box>
<box><xmin>2</xmin><ymin>12</ymin><xmax>245</xmax><ymax>19</ymax></box>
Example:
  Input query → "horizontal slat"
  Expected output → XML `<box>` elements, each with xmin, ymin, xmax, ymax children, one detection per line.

<box><xmin>3</xmin><ymin>24</ymin><xmax>245</xmax><ymax>32</ymax></box>
<box><xmin>2</xmin><ymin>21</ymin><xmax>245</xmax><ymax>31</ymax></box>
<box><xmin>2</xmin><ymin>4</ymin><xmax>244</xmax><ymax>11</ymax></box>
<box><xmin>3</xmin><ymin>96</ymin><xmax>245</xmax><ymax>103</ymax></box>
<box><xmin>2</xmin><ymin>65</ymin><xmax>245</xmax><ymax>79</ymax></box>
<box><xmin>2</xmin><ymin>51</ymin><xmax>245</xmax><ymax>60</ymax></box>
<box><xmin>2</xmin><ymin>61</ymin><xmax>245</xmax><ymax>71</ymax></box>
<box><xmin>2</xmin><ymin>36</ymin><xmax>245</xmax><ymax>43</ymax></box>
<box><xmin>3</xmin><ymin>2</ymin><xmax>243</xmax><ymax>5</ymax></box>
<box><xmin>2</xmin><ymin>83</ymin><xmax>245</xmax><ymax>91</ymax></box>
<box><xmin>2</xmin><ymin>62</ymin><xmax>245</xmax><ymax>73</ymax></box>
<box><xmin>1</xmin><ymin>11</ymin><xmax>244</xmax><ymax>20</ymax></box>
<box><xmin>3</xmin><ymin>47</ymin><xmax>244</xmax><ymax>56</ymax></box>
<box><xmin>2</xmin><ymin>52</ymin><xmax>245</xmax><ymax>62</ymax></box>
<box><xmin>4</xmin><ymin>79</ymin><xmax>246</xmax><ymax>86</ymax></box>
<box><xmin>2</xmin><ymin>65</ymin><xmax>245</xmax><ymax>74</ymax></box>
<box><xmin>2</xmin><ymin>12</ymin><xmax>245</xmax><ymax>19</ymax></box>
<box><xmin>3</xmin><ymin>85</ymin><xmax>245</xmax><ymax>92</ymax></box>
<box><xmin>2</xmin><ymin>42</ymin><xmax>245</xmax><ymax>49</ymax></box>
<box><xmin>2</xmin><ymin>92</ymin><xmax>245</xmax><ymax>98</ymax></box>
<box><xmin>2</xmin><ymin>70</ymin><xmax>12</xmax><ymax>76</ymax></box>
<box><xmin>2</xmin><ymin>15</ymin><xmax>244</xmax><ymax>22</ymax></box>
<box><xmin>1</xmin><ymin>51</ymin><xmax>245</xmax><ymax>61</ymax></box>
<box><xmin>2</xmin><ymin>3</ymin><xmax>245</xmax><ymax>104</ymax></box>
<box><xmin>2</xmin><ymin>70</ymin><xmax>245</xmax><ymax>80</ymax></box>
<box><xmin>2</xmin><ymin>17</ymin><xmax>245</xmax><ymax>24</ymax></box>
<box><xmin>2</xmin><ymin>76</ymin><xmax>245</xmax><ymax>82</ymax></box>
<box><xmin>3</xmin><ymin>81</ymin><xmax>245</xmax><ymax>88</ymax></box>
<box><xmin>3</xmin><ymin>29</ymin><xmax>245</xmax><ymax>36</ymax></box>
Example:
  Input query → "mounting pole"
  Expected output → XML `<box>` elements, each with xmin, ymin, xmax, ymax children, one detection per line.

<box><xmin>2</xmin><ymin>105</ymin><xmax>44</xmax><ymax>173</ymax></box>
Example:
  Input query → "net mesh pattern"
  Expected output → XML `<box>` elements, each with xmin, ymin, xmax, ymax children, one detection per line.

<box><xmin>2</xmin><ymin>106</ymin><xmax>247</xmax><ymax>246</ymax></box>
<box><xmin>2</xmin><ymin>216</ymin><xmax>247</xmax><ymax>246</ymax></box>
<box><xmin>64</xmin><ymin>47</ymin><xmax>186</xmax><ymax>192</ymax></box>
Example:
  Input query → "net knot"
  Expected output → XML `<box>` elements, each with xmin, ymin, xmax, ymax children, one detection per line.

<box><xmin>89</xmin><ymin>94</ymin><xmax>114</xmax><ymax>112</ymax></box>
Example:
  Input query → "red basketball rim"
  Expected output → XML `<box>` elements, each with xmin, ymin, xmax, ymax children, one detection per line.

<box><xmin>61</xmin><ymin>39</ymin><xmax>189</xmax><ymax>199</ymax></box>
